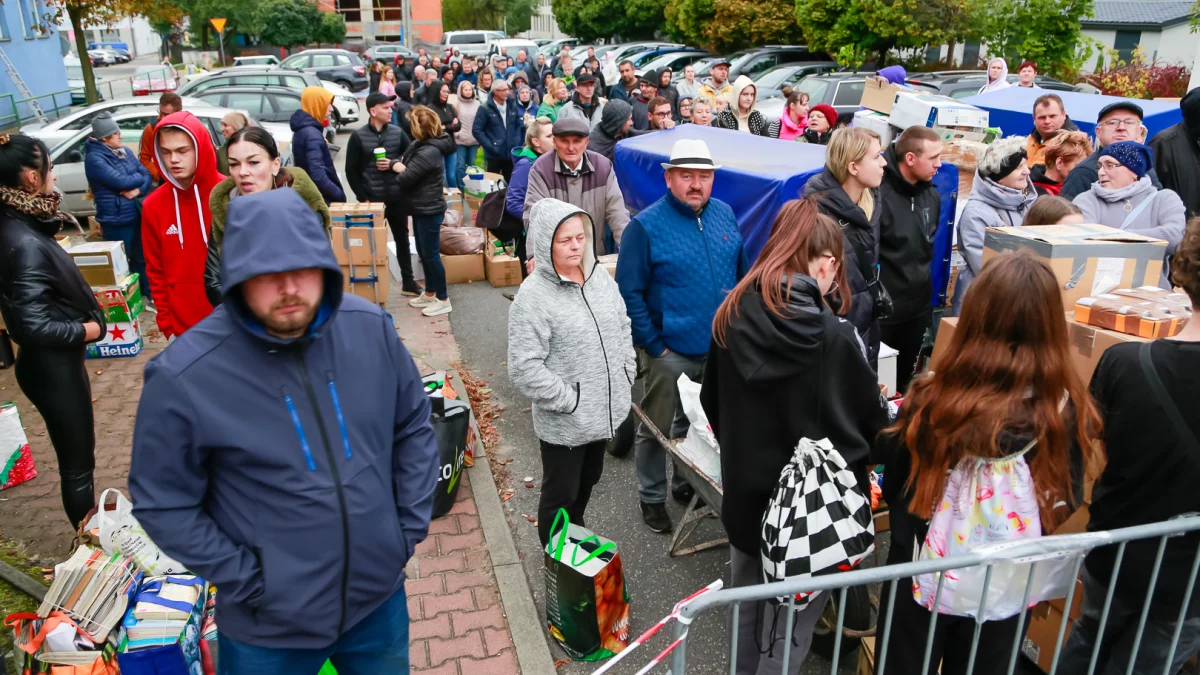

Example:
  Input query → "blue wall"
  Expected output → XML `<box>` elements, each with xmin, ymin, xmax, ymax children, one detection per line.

<box><xmin>0</xmin><ymin>0</ymin><xmax>71</xmax><ymax>128</ymax></box>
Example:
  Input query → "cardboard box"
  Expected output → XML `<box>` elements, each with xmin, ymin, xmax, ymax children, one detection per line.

<box><xmin>929</xmin><ymin>316</ymin><xmax>958</xmax><ymax>371</ymax></box>
<box><xmin>93</xmin><ymin>274</ymin><xmax>143</xmax><ymax>324</ymax></box>
<box><xmin>484</xmin><ymin>239</ymin><xmax>522</xmax><ymax>288</ymax></box>
<box><xmin>1067</xmin><ymin>313</ymin><xmax>1148</xmax><ymax>382</ymax></box>
<box><xmin>67</xmin><ymin>241</ymin><xmax>130</xmax><ymax>288</ymax></box>
<box><xmin>857</xmin><ymin>636</ymin><xmax>876</xmax><ymax>675</ymax></box>
<box><xmin>982</xmin><ymin>224</ymin><xmax>1167</xmax><ymax>310</ymax></box>
<box><xmin>442</xmin><ymin>253</ymin><xmax>486</xmax><ymax>284</ymax></box>
<box><xmin>598</xmin><ymin>253</ymin><xmax>618</xmax><ymax>278</ymax></box>
<box><xmin>463</xmin><ymin>170</ymin><xmax>503</xmax><ymax>199</ymax></box>
<box><xmin>890</xmin><ymin>92</ymin><xmax>989</xmax><ymax>131</ymax></box>
<box><xmin>340</xmin><ymin>263</ymin><xmax>390</xmax><ymax>305</ymax></box>
<box><xmin>331</xmin><ymin>226</ymin><xmax>389</xmax><ymax>265</ymax></box>
<box><xmin>329</xmin><ymin>202</ymin><xmax>385</xmax><ymax>228</ymax></box>
<box><xmin>852</xmin><ymin>109</ymin><xmax>895</xmax><ymax>147</ymax></box>
<box><xmin>444</xmin><ymin>188</ymin><xmax>466</xmax><ymax>223</ymax></box>
<box><xmin>933</xmin><ymin>125</ymin><xmax>988</xmax><ymax>144</ymax></box>
<box><xmin>1075</xmin><ymin>292</ymin><xmax>1190</xmax><ymax>338</ymax></box>
<box><xmin>859</xmin><ymin>76</ymin><xmax>903</xmax><ymax>114</ymax></box>
<box><xmin>944</xmin><ymin>248</ymin><xmax>965</xmax><ymax>307</ymax></box>
<box><xmin>878</xmin><ymin>341</ymin><xmax>898</xmax><ymax>396</ymax></box>
<box><xmin>1023</xmin><ymin>602</ymin><xmax>1073</xmax><ymax>672</ymax></box>
<box><xmin>86</xmin><ymin>320</ymin><xmax>142</xmax><ymax>359</ymax></box>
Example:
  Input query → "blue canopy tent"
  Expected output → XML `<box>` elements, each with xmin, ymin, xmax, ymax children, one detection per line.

<box><xmin>962</xmin><ymin>89</ymin><xmax>1183</xmax><ymax>141</ymax></box>
<box><xmin>612</xmin><ymin>125</ymin><xmax>961</xmax><ymax>307</ymax></box>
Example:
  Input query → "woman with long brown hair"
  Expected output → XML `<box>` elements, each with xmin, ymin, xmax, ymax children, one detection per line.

<box><xmin>700</xmin><ymin>198</ymin><xmax>890</xmax><ymax>675</ymax></box>
<box><xmin>877</xmin><ymin>250</ymin><xmax>1101</xmax><ymax>674</ymax></box>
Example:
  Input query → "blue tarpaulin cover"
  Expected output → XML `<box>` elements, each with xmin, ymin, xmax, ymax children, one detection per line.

<box><xmin>612</xmin><ymin>124</ymin><xmax>960</xmax><ymax>307</ymax></box>
<box><xmin>962</xmin><ymin>89</ymin><xmax>1183</xmax><ymax>141</ymax></box>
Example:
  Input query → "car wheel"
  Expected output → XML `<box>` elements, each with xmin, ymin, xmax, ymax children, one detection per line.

<box><xmin>331</xmin><ymin>108</ymin><xmax>342</xmax><ymax>129</ymax></box>
<box><xmin>336</xmin><ymin>79</ymin><xmax>353</xmax><ymax>91</ymax></box>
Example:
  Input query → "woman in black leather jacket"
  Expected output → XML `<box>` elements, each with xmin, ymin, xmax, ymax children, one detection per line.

<box><xmin>0</xmin><ymin>134</ymin><xmax>105</xmax><ymax>527</ymax></box>
<box><xmin>395</xmin><ymin>106</ymin><xmax>455</xmax><ymax>317</ymax></box>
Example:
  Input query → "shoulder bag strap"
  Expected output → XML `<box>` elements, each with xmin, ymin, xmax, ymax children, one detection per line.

<box><xmin>1139</xmin><ymin>341</ymin><xmax>1200</xmax><ymax>453</ymax></box>
<box><xmin>1120</xmin><ymin>192</ymin><xmax>1157</xmax><ymax>230</ymax></box>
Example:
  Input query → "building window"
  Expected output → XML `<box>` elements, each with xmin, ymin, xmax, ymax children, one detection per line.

<box><xmin>1113</xmin><ymin>30</ymin><xmax>1141</xmax><ymax>64</ymax></box>
<box><xmin>0</xmin><ymin>8</ymin><xmax>11</xmax><ymax>40</ymax></box>
<box><xmin>17</xmin><ymin>0</ymin><xmax>40</xmax><ymax>37</ymax></box>
<box><xmin>336</xmin><ymin>0</ymin><xmax>361</xmax><ymax>23</ymax></box>
<box><xmin>374</xmin><ymin>0</ymin><xmax>401</xmax><ymax>21</ymax></box>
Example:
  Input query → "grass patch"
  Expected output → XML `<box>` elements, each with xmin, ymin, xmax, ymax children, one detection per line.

<box><xmin>0</xmin><ymin>538</ymin><xmax>49</xmax><ymax>675</ymax></box>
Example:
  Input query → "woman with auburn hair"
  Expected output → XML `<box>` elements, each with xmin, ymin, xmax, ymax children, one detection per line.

<box><xmin>701</xmin><ymin>198</ymin><xmax>890</xmax><ymax>675</ymax></box>
<box><xmin>876</xmin><ymin>250</ymin><xmax>1101</xmax><ymax>674</ymax></box>
<box><xmin>1031</xmin><ymin>130</ymin><xmax>1093</xmax><ymax>195</ymax></box>
<box><xmin>803</xmin><ymin>126</ymin><xmax>888</xmax><ymax>366</ymax></box>
<box><xmin>1023</xmin><ymin>195</ymin><xmax>1084</xmax><ymax>226</ymax></box>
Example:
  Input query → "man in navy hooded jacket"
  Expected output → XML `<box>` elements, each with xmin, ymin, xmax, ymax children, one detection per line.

<box><xmin>129</xmin><ymin>189</ymin><xmax>437</xmax><ymax>672</ymax></box>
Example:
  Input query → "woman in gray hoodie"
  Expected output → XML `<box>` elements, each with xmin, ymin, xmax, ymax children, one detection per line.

<box><xmin>507</xmin><ymin>198</ymin><xmax>636</xmax><ymax>546</ymax></box>
<box><xmin>953</xmin><ymin>136</ymin><xmax>1037</xmax><ymax>314</ymax></box>
<box><xmin>1073</xmin><ymin>141</ymin><xmax>1185</xmax><ymax>287</ymax></box>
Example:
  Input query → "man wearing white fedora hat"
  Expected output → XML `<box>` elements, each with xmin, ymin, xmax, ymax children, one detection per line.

<box><xmin>616</xmin><ymin>138</ymin><xmax>746</xmax><ymax>534</ymax></box>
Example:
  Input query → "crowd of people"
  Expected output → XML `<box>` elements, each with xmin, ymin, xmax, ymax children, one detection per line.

<box><xmin>0</xmin><ymin>45</ymin><xmax>1198</xmax><ymax>673</ymax></box>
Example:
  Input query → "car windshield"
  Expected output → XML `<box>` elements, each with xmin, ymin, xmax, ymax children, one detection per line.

<box><xmin>754</xmin><ymin>66</ymin><xmax>798</xmax><ymax>90</ymax></box>
<box><xmin>725</xmin><ymin>50</ymin><xmax>757</xmax><ymax>71</ymax></box>
<box><xmin>67</xmin><ymin>66</ymin><xmax>84</xmax><ymax>79</ymax></box>
<box><xmin>794</xmin><ymin>76</ymin><xmax>830</xmax><ymax>103</ymax></box>
<box><xmin>631</xmin><ymin>51</ymin><xmax>664</xmax><ymax>67</ymax></box>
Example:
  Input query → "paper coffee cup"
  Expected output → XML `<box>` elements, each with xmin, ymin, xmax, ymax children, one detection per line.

<box><xmin>373</xmin><ymin>147</ymin><xmax>386</xmax><ymax>161</ymax></box>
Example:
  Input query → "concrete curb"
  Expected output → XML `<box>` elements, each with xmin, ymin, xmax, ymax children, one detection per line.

<box><xmin>432</xmin><ymin>360</ymin><xmax>558</xmax><ymax>675</ymax></box>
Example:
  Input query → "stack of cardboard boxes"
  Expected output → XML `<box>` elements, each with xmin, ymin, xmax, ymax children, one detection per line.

<box><xmin>330</xmin><ymin>203</ymin><xmax>389</xmax><ymax>306</ymax></box>
<box><xmin>857</xmin><ymin>76</ymin><xmax>992</xmax><ymax>145</ymax></box>
<box><xmin>64</xmin><ymin>241</ymin><xmax>145</xmax><ymax>359</ymax></box>
<box><xmin>441</xmin><ymin>188</ymin><xmax>487</xmax><ymax>284</ymax></box>
<box><xmin>483</xmin><ymin>238</ymin><xmax>522</xmax><ymax>288</ymax></box>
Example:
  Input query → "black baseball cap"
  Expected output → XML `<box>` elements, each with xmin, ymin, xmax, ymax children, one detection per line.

<box><xmin>366</xmin><ymin>92</ymin><xmax>397</xmax><ymax>109</ymax></box>
<box><xmin>576</xmin><ymin>72</ymin><xmax>597</xmax><ymax>85</ymax></box>
<box><xmin>710</xmin><ymin>59</ymin><xmax>732</xmax><ymax>69</ymax></box>
<box><xmin>1097</xmin><ymin>101</ymin><xmax>1145</xmax><ymax>120</ymax></box>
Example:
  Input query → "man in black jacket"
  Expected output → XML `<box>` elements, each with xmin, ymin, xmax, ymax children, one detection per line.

<box><xmin>1149</xmin><ymin>88</ymin><xmax>1200</xmax><ymax>219</ymax></box>
<box><xmin>630</xmin><ymin>72</ymin><xmax>659</xmax><ymax>131</ymax></box>
<box><xmin>345</xmin><ymin>92</ymin><xmax>419</xmax><ymax>296</ymax></box>
<box><xmin>878</xmin><ymin>126</ymin><xmax>942</xmax><ymax>393</ymax></box>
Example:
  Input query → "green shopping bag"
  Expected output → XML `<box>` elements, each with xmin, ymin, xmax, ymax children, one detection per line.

<box><xmin>543</xmin><ymin>509</ymin><xmax>631</xmax><ymax>660</ymax></box>
<box><xmin>319</xmin><ymin>661</ymin><xmax>337</xmax><ymax>675</ymax></box>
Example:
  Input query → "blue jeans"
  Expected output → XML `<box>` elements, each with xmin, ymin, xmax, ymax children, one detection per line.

<box><xmin>100</xmin><ymin>219</ymin><xmax>150</xmax><ymax>301</ymax></box>
<box><xmin>218</xmin><ymin>586</ymin><xmax>409</xmax><ymax>675</ymax></box>
<box><xmin>442</xmin><ymin>150</ymin><xmax>457</xmax><ymax>190</ymax></box>
<box><xmin>411</xmin><ymin>213</ymin><xmax>447</xmax><ymax>301</ymax></box>
<box><xmin>454</xmin><ymin>145</ymin><xmax>479</xmax><ymax>189</ymax></box>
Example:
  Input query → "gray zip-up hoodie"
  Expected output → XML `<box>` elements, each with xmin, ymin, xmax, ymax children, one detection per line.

<box><xmin>1073</xmin><ymin>176</ymin><xmax>1186</xmax><ymax>288</ymax></box>
<box><xmin>953</xmin><ymin>171</ymin><xmax>1037</xmax><ymax>314</ymax></box>
<box><xmin>507</xmin><ymin>198</ymin><xmax>636</xmax><ymax>447</ymax></box>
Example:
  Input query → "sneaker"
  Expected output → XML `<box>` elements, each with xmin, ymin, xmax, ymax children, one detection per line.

<box><xmin>640</xmin><ymin>501</ymin><xmax>672</xmax><ymax>534</ymax></box>
<box><xmin>142</xmin><ymin>300</ymin><xmax>157</xmax><ymax>314</ymax></box>
<box><xmin>409</xmin><ymin>294</ymin><xmax>436</xmax><ymax>308</ymax></box>
<box><xmin>400</xmin><ymin>282</ymin><xmax>423</xmax><ymax>297</ymax></box>
<box><xmin>672</xmin><ymin>483</ymin><xmax>704</xmax><ymax>508</ymax></box>
<box><xmin>422</xmin><ymin>298</ymin><xmax>453</xmax><ymax>317</ymax></box>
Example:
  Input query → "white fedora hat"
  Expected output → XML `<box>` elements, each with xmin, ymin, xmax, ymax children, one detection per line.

<box><xmin>660</xmin><ymin>138</ymin><xmax>722</xmax><ymax>171</ymax></box>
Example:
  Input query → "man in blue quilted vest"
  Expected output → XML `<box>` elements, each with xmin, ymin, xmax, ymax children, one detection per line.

<box><xmin>616</xmin><ymin>138</ymin><xmax>746</xmax><ymax>534</ymax></box>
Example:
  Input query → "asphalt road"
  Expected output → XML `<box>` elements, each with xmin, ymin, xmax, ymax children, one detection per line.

<box><xmin>87</xmin><ymin>54</ymin><xmax>167</xmax><ymax>101</ymax></box>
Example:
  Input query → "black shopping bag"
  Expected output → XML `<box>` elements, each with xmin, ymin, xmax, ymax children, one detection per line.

<box><xmin>429</xmin><ymin>396</ymin><xmax>469</xmax><ymax>519</ymax></box>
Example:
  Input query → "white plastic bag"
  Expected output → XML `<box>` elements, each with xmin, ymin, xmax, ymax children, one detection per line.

<box><xmin>675</xmin><ymin>374</ymin><xmax>721</xmax><ymax>483</ymax></box>
<box><xmin>95</xmin><ymin>488</ymin><xmax>187</xmax><ymax>575</ymax></box>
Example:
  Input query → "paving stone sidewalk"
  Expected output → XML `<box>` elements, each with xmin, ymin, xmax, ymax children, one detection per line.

<box><xmin>0</xmin><ymin>283</ymin><xmax>525</xmax><ymax>675</ymax></box>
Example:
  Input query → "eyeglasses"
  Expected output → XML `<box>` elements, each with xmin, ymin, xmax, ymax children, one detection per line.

<box><xmin>652</xmin><ymin>111</ymin><xmax>672</xmax><ymax>118</ymax></box>
<box><xmin>1097</xmin><ymin>160</ymin><xmax>1125</xmax><ymax>171</ymax></box>
<box><xmin>1101</xmin><ymin>119</ymin><xmax>1140</xmax><ymax>128</ymax></box>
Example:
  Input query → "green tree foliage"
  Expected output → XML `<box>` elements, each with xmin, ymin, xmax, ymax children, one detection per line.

<box><xmin>442</xmin><ymin>0</ymin><xmax>507</xmax><ymax>30</ymax></box>
<box><xmin>793</xmin><ymin>0</ymin><xmax>976</xmax><ymax>67</ymax></box>
<box><xmin>666</xmin><ymin>0</ymin><xmax>801</xmax><ymax>52</ymax></box>
<box><xmin>551</xmin><ymin>0</ymin><xmax>665</xmax><ymax>41</ymax></box>
<box><xmin>976</xmin><ymin>0</ymin><xmax>1092</xmax><ymax>78</ymax></box>
<box><xmin>175</xmin><ymin>0</ymin><xmax>260</xmax><ymax>51</ymax></box>
<box><xmin>254</xmin><ymin>0</ymin><xmax>323</xmax><ymax>49</ymax></box>
<box><xmin>505</xmin><ymin>0</ymin><xmax>535</xmax><ymax>34</ymax></box>
<box><xmin>314</xmin><ymin>10</ymin><xmax>347</xmax><ymax>44</ymax></box>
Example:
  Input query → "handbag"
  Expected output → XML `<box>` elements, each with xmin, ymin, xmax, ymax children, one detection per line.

<box><xmin>475</xmin><ymin>188</ymin><xmax>524</xmax><ymax>242</ymax></box>
<box><xmin>844</xmin><ymin>224</ymin><xmax>893</xmax><ymax>321</ymax></box>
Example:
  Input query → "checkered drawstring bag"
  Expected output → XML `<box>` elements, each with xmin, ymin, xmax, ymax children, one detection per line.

<box><xmin>760</xmin><ymin>437</ymin><xmax>875</xmax><ymax>609</ymax></box>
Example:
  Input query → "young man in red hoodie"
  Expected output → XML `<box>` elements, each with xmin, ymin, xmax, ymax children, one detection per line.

<box><xmin>142</xmin><ymin>111</ymin><xmax>225</xmax><ymax>339</ymax></box>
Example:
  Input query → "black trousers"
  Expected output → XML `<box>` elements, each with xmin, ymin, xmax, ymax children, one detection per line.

<box><xmin>537</xmin><ymin>439</ymin><xmax>605</xmax><ymax>547</ymax></box>
<box><xmin>880</xmin><ymin>307</ymin><xmax>932</xmax><ymax>394</ymax></box>
<box><xmin>15</xmin><ymin>345</ymin><xmax>96</xmax><ymax>527</ymax></box>
<box><xmin>382</xmin><ymin>201</ymin><xmax>416</xmax><ymax>288</ymax></box>
<box><xmin>877</xmin><ymin>576</ymin><xmax>1026</xmax><ymax>675</ymax></box>
<box><xmin>486</xmin><ymin>157</ymin><xmax>513</xmax><ymax>182</ymax></box>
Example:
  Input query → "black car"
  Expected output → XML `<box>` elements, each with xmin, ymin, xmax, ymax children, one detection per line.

<box><xmin>279</xmin><ymin>49</ymin><xmax>369</xmax><ymax>92</ymax></box>
<box><xmin>725</xmin><ymin>45</ymin><xmax>833</xmax><ymax>81</ymax></box>
<box><xmin>752</xmin><ymin>62</ymin><xmax>841</xmax><ymax>99</ymax></box>
<box><xmin>905</xmin><ymin>71</ymin><xmax>1083</xmax><ymax>100</ymax></box>
<box><xmin>193</xmin><ymin>86</ymin><xmax>304</xmax><ymax>124</ymax></box>
<box><xmin>784</xmin><ymin>71</ymin><xmax>939</xmax><ymax>125</ymax></box>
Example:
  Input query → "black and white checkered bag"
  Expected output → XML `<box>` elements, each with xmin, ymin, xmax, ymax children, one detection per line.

<box><xmin>760</xmin><ymin>437</ymin><xmax>875</xmax><ymax>610</ymax></box>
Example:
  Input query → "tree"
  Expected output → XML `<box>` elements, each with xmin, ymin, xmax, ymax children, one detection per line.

<box><xmin>171</xmin><ymin>0</ymin><xmax>260</xmax><ymax>56</ymax></box>
<box><xmin>976</xmin><ymin>0</ymin><xmax>1092</xmax><ymax>79</ymax></box>
<box><xmin>254</xmin><ymin>0</ymin><xmax>323</xmax><ymax>50</ymax></box>
<box><xmin>551</xmin><ymin>0</ymin><xmax>665</xmax><ymax>41</ymax></box>
<box><xmin>505</xmin><ymin>0</ymin><xmax>534</xmax><ymax>35</ymax></box>
<box><xmin>313</xmin><ymin>10</ymin><xmax>347</xmax><ymax>45</ymax></box>
<box><xmin>793</xmin><ymin>0</ymin><xmax>977</xmax><ymax>67</ymax></box>
<box><xmin>667</xmin><ymin>0</ymin><xmax>802</xmax><ymax>52</ymax></box>
<box><xmin>442</xmin><ymin>0</ymin><xmax>507</xmax><ymax>31</ymax></box>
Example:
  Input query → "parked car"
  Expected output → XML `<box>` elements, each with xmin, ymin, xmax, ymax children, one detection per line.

<box><xmin>364</xmin><ymin>43</ymin><xmax>416</xmax><ymax>63</ymax></box>
<box><xmin>904</xmin><ymin>71</ymin><xmax>1087</xmax><ymax>98</ymax></box>
<box><xmin>65</xmin><ymin>61</ymin><xmax>105</xmax><ymax>105</ymax></box>
<box><xmin>232</xmin><ymin>55</ymin><xmax>281</xmax><ymax>67</ymax></box>
<box><xmin>89</xmin><ymin>43</ymin><xmax>130</xmax><ymax>60</ymax></box>
<box><xmin>88</xmin><ymin>50</ymin><xmax>117</xmax><ymax>66</ymax></box>
<box><xmin>756</xmin><ymin>71</ymin><xmax>936</xmax><ymax>124</ymax></box>
<box><xmin>178</xmin><ymin>67</ymin><xmax>359</xmax><ymax>128</ymax></box>
<box><xmin>723</xmin><ymin>46</ymin><xmax>833</xmax><ymax>82</ymax></box>
<box><xmin>94</xmin><ymin>48</ymin><xmax>130</xmax><ymax>64</ymax></box>
<box><xmin>441</xmin><ymin>30</ymin><xmax>495</xmax><ymax>58</ymax></box>
<box><xmin>279</xmin><ymin>49</ymin><xmax>368</xmax><ymax>91</ymax></box>
<box><xmin>192</xmin><ymin>86</ymin><xmax>303</xmax><ymax>124</ymax></box>
<box><xmin>633</xmin><ymin>48</ymin><xmax>710</xmax><ymax>77</ymax></box>
<box><xmin>539</xmin><ymin>38</ymin><xmax>581</xmax><ymax>58</ymax></box>
<box><xmin>132</xmin><ymin>65</ymin><xmax>178</xmax><ymax>96</ymax></box>
<box><xmin>489</xmin><ymin>38</ymin><xmax>540</xmax><ymax>62</ymax></box>
<box><xmin>753</xmin><ymin>61</ymin><xmax>841</xmax><ymax>99</ymax></box>
<box><xmin>51</xmin><ymin>106</ymin><xmax>293</xmax><ymax>217</ymax></box>
<box><xmin>24</xmin><ymin>96</ymin><xmax>214</xmax><ymax>148</ymax></box>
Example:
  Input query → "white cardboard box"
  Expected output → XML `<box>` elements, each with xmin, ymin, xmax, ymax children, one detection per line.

<box><xmin>890</xmin><ymin>92</ymin><xmax>989</xmax><ymax>131</ymax></box>
<box><xmin>852</xmin><ymin>110</ymin><xmax>895</xmax><ymax>147</ymax></box>
<box><xmin>878</xmin><ymin>342</ymin><xmax>898</xmax><ymax>397</ymax></box>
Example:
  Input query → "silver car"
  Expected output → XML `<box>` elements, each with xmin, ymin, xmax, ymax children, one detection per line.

<box><xmin>24</xmin><ymin>96</ymin><xmax>215</xmax><ymax>149</ymax></box>
<box><xmin>52</xmin><ymin>107</ymin><xmax>293</xmax><ymax>218</ymax></box>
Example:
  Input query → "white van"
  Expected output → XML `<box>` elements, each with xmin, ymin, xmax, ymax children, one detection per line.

<box><xmin>441</xmin><ymin>30</ymin><xmax>505</xmax><ymax>58</ymax></box>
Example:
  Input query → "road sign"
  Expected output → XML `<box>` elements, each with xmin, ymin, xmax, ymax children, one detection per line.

<box><xmin>210</xmin><ymin>17</ymin><xmax>226</xmax><ymax>33</ymax></box>
<box><xmin>210</xmin><ymin>18</ymin><xmax>227</xmax><ymax>67</ymax></box>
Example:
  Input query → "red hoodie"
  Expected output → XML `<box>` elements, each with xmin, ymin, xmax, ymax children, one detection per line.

<box><xmin>142</xmin><ymin>112</ymin><xmax>225</xmax><ymax>338</ymax></box>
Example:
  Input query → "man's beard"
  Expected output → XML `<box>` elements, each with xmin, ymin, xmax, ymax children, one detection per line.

<box><xmin>260</xmin><ymin>295</ymin><xmax>319</xmax><ymax>338</ymax></box>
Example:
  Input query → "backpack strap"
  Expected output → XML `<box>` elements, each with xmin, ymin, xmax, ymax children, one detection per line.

<box><xmin>1139</xmin><ymin>341</ymin><xmax>1200</xmax><ymax>453</ymax></box>
<box><xmin>1120</xmin><ymin>192</ymin><xmax>1157</xmax><ymax>231</ymax></box>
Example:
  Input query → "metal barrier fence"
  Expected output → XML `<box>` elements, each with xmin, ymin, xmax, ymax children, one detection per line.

<box><xmin>598</xmin><ymin>514</ymin><xmax>1200</xmax><ymax>675</ymax></box>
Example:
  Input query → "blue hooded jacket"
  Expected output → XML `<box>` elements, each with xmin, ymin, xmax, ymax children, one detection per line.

<box><xmin>128</xmin><ymin>189</ymin><xmax>437</xmax><ymax>649</ymax></box>
<box><xmin>290</xmin><ymin>109</ymin><xmax>346</xmax><ymax>205</ymax></box>
<box><xmin>83</xmin><ymin>138</ymin><xmax>152</xmax><ymax>226</ymax></box>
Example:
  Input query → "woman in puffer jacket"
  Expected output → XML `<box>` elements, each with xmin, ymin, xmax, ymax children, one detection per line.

<box><xmin>953</xmin><ymin>136</ymin><xmax>1037</xmax><ymax>314</ymax></box>
<box><xmin>398</xmin><ymin>106</ymin><xmax>456</xmax><ymax>318</ymax></box>
<box><xmin>507</xmin><ymin>197</ymin><xmax>635</xmax><ymax>547</ymax></box>
<box><xmin>1072</xmin><ymin>141</ymin><xmax>1185</xmax><ymax>288</ymax></box>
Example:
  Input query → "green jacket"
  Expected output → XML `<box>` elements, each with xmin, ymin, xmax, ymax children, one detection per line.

<box><xmin>209</xmin><ymin>167</ymin><xmax>331</xmax><ymax>251</ymax></box>
<box><xmin>537</xmin><ymin>100</ymin><xmax>563</xmax><ymax>122</ymax></box>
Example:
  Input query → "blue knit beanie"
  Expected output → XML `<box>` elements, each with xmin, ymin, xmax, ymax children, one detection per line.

<box><xmin>1098</xmin><ymin>141</ymin><xmax>1154</xmax><ymax>179</ymax></box>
